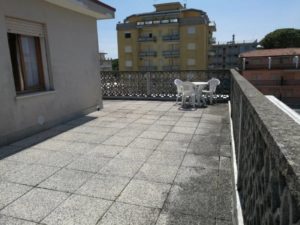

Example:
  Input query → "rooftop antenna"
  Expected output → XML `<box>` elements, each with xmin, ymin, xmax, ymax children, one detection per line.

<box><xmin>183</xmin><ymin>0</ymin><xmax>187</xmax><ymax>8</ymax></box>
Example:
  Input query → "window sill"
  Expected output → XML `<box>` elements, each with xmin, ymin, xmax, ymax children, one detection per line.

<box><xmin>15</xmin><ymin>90</ymin><xmax>56</xmax><ymax>100</ymax></box>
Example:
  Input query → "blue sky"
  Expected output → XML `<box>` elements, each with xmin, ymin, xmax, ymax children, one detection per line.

<box><xmin>97</xmin><ymin>0</ymin><xmax>300</xmax><ymax>59</ymax></box>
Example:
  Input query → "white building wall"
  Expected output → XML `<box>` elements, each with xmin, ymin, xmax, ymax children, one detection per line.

<box><xmin>0</xmin><ymin>0</ymin><xmax>102</xmax><ymax>145</ymax></box>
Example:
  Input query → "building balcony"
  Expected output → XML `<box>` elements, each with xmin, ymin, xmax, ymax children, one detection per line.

<box><xmin>162</xmin><ymin>50</ymin><xmax>180</xmax><ymax>57</ymax></box>
<box><xmin>139</xmin><ymin>51</ymin><xmax>157</xmax><ymax>57</ymax></box>
<box><xmin>208</xmin><ymin>50</ymin><xmax>216</xmax><ymax>56</ymax></box>
<box><xmin>138</xmin><ymin>36</ymin><xmax>157</xmax><ymax>42</ymax></box>
<box><xmin>209</xmin><ymin>37</ymin><xmax>216</xmax><ymax>44</ymax></box>
<box><xmin>139</xmin><ymin>66</ymin><xmax>157</xmax><ymax>71</ymax></box>
<box><xmin>162</xmin><ymin>65</ymin><xmax>180</xmax><ymax>71</ymax></box>
<box><xmin>162</xmin><ymin>34</ymin><xmax>180</xmax><ymax>41</ymax></box>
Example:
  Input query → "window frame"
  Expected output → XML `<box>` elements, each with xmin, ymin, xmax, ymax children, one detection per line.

<box><xmin>8</xmin><ymin>33</ymin><xmax>46</xmax><ymax>94</ymax></box>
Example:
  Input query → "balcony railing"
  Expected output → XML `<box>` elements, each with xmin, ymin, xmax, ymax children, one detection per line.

<box><xmin>162</xmin><ymin>34</ymin><xmax>180</xmax><ymax>41</ymax></box>
<box><xmin>138</xmin><ymin>36</ymin><xmax>157</xmax><ymax>42</ymax></box>
<box><xmin>162</xmin><ymin>50</ymin><xmax>180</xmax><ymax>58</ymax></box>
<box><xmin>139</xmin><ymin>51</ymin><xmax>157</xmax><ymax>57</ymax></box>
<box><xmin>139</xmin><ymin>66</ymin><xmax>157</xmax><ymax>71</ymax></box>
<box><xmin>100</xmin><ymin>70</ymin><xmax>230</xmax><ymax>100</ymax></box>
<box><xmin>162</xmin><ymin>65</ymin><xmax>180</xmax><ymax>71</ymax></box>
<box><xmin>210</xmin><ymin>37</ymin><xmax>216</xmax><ymax>44</ymax></box>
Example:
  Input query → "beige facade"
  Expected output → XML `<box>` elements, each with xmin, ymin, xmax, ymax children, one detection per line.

<box><xmin>117</xmin><ymin>2</ymin><xmax>216</xmax><ymax>71</ymax></box>
<box><xmin>0</xmin><ymin>0</ymin><xmax>115</xmax><ymax>146</ymax></box>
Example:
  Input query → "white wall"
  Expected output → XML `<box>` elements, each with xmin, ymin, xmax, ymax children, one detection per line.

<box><xmin>0</xmin><ymin>0</ymin><xmax>102</xmax><ymax>145</ymax></box>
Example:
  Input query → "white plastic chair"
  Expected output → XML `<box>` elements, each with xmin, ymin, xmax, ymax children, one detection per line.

<box><xmin>202</xmin><ymin>78</ymin><xmax>220</xmax><ymax>104</ymax></box>
<box><xmin>181</xmin><ymin>81</ymin><xmax>196</xmax><ymax>107</ymax></box>
<box><xmin>174</xmin><ymin>79</ymin><xmax>183</xmax><ymax>104</ymax></box>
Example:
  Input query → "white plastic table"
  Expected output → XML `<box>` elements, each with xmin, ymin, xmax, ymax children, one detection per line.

<box><xmin>192</xmin><ymin>82</ymin><xmax>208</xmax><ymax>106</ymax></box>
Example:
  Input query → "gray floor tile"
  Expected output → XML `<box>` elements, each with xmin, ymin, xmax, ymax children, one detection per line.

<box><xmin>86</xmin><ymin>144</ymin><xmax>124</xmax><ymax>158</ymax></box>
<box><xmin>164</xmin><ymin>133</ymin><xmax>193</xmax><ymax>143</ymax></box>
<box><xmin>2</xmin><ymin>164</ymin><xmax>60</xmax><ymax>186</ymax></box>
<box><xmin>171</xmin><ymin>126</ymin><xmax>196</xmax><ymax>134</ymax></box>
<box><xmin>66</xmin><ymin>155</ymin><xmax>111</xmax><ymax>173</ymax></box>
<box><xmin>187</xmin><ymin>142</ymin><xmax>220</xmax><ymax>156</ymax></box>
<box><xmin>116</xmin><ymin>147</ymin><xmax>153</xmax><ymax>162</ymax></box>
<box><xmin>135</xmin><ymin>163</ymin><xmax>178</xmax><ymax>184</ymax></box>
<box><xmin>216</xmin><ymin>219</ymin><xmax>233</xmax><ymax>225</ymax></box>
<box><xmin>220</xmin><ymin>144</ymin><xmax>232</xmax><ymax>158</ymax></box>
<box><xmin>157</xmin><ymin>140</ymin><xmax>189</xmax><ymax>152</ymax></box>
<box><xmin>99</xmin><ymin>158</ymin><xmax>143</xmax><ymax>178</ymax></box>
<box><xmin>175</xmin><ymin>121</ymin><xmax>198</xmax><ymax>128</ymax></box>
<box><xmin>147</xmin><ymin>125</ymin><xmax>173</xmax><ymax>132</ymax></box>
<box><xmin>163</xmin><ymin>185</ymin><xmax>215</xmax><ymax>217</ymax></box>
<box><xmin>76</xmin><ymin>174</ymin><xmax>130</xmax><ymax>200</ymax></box>
<box><xmin>0</xmin><ymin>160</ymin><xmax>26</xmax><ymax>177</ymax></box>
<box><xmin>97</xmin><ymin>202</ymin><xmax>159</xmax><ymax>225</ymax></box>
<box><xmin>56</xmin><ymin>142</ymin><xmax>97</xmax><ymax>155</ymax></box>
<box><xmin>182</xmin><ymin>154</ymin><xmax>219</xmax><ymax>169</ymax></box>
<box><xmin>139</xmin><ymin>131</ymin><xmax>167</xmax><ymax>140</ymax></box>
<box><xmin>128</xmin><ymin>138</ymin><xmax>160</xmax><ymax>150</ymax></box>
<box><xmin>220</xmin><ymin>157</ymin><xmax>232</xmax><ymax>171</ymax></box>
<box><xmin>115</xmin><ymin>128</ymin><xmax>144</xmax><ymax>138</ymax></box>
<box><xmin>174</xmin><ymin>167</ymin><xmax>218</xmax><ymax>193</ymax></box>
<box><xmin>42</xmin><ymin>194</ymin><xmax>112</xmax><ymax>225</ymax></box>
<box><xmin>117</xmin><ymin>179</ymin><xmax>171</xmax><ymax>208</ymax></box>
<box><xmin>0</xmin><ymin>181</ymin><xmax>32</xmax><ymax>209</ymax></box>
<box><xmin>6</xmin><ymin>148</ymin><xmax>51</xmax><ymax>164</ymax></box>
<box><xmin>38</xmin><ymin>168</ymin><xmax>93</xmax><ymax>193</ymax></box>
<box><xmin>0</xmin><ymin>215</ymin><xmax>38</xmax><ymax>225</ymax></box>
<box><xmin>102</xmin><ymin>136</ymin><xmax>136</xmax><ymax>147</ymax></box>
<box><xmin>156</xmin><ymin>212</ymin><xmax>215</xmax><ymax>225</ymax></box>
<box><xmin>147</xmin><ymin>150</ymin><xmax>185</xmax><ymax>167</ymax></box>
<box><xmin>1</xmin><ymin>188</ymin><xmax>69</xmax><ymax>222</ymax></box>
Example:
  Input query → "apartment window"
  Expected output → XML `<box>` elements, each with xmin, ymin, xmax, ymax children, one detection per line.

<box><xmin>125</xmin><ymin>60</ymin><xmax>132</xmax><ymax>67</ymax></box>
<box><xmin>187</xmin><ymin>58</ymin><xmax>196</xmax><ymax>66</ymax></box>
<box><xmin>124</xmin><ymin>46</ymin><xmax>132</xmax><ymax>53</ymax></box>
<box><xmin>187</xmin><ymin>27</ymin><xmax>196</xmax><ymax>34</ymax></box>
<box><xmin>125</xmin><ymin>32</ymin><xmax>131</xmax><ymax>38</ymax></box>
<box><xmin>187</xmin><ymin>43</ymin><xmax>196</xmax><ymax>50</ymax></box>
<box><xmin>6</xmin><ymin>17</ymin><xmax>50</xmax><ymax>94</ymax></box>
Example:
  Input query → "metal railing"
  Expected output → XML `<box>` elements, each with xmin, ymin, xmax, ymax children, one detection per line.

<box><xmin>139</xmin><ymin>51</ymin><xmax>157</xmax><ymax>57</ymax></box>
<box><xmin>138</xmin><ymin>36</ymin><xmax>157</xmax><ymax>42</ymax></box>
<box><xmin>162</xmin><ymin>50</ymin><xmax>180</xmax><ymax>57</ymax></box>
<box><xmin>100</xmin><ymin>70</ymin><xmax>231</xmax><ymax>101</ymax></box>
<box><xmin>162</xmin><ymin>34</ymin><xmax>180</xmax><ymax>41</ymax></box>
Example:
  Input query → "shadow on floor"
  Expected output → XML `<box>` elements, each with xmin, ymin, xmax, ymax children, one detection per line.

<box><xmin>0</xmin><ymin>115</ymin><xmax>97</xmax><ymax>160</ymax></box>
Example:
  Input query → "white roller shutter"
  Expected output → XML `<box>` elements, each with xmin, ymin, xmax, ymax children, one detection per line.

<box><xmin>6</xmin><ymin>17</ymin><xmax>45</xmax><ymax>37</ymax></box>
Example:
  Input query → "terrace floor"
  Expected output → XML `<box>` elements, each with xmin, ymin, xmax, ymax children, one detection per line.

<box><xmin>0</xmin><ymin>100</ymin><xmax>233</xmax><ymax>225</ymax></box>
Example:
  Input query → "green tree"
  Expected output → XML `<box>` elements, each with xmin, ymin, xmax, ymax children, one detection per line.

<box><xmin>260</xmin><ymin>28</ymin><xmax>300</xmax><ymax>49</ymax></box>
<box><xmin>112</xmin><ymin>59</ymin><xmax>119</xmax><ymax>71</ymax></box>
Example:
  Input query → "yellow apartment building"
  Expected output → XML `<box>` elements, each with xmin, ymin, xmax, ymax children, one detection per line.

<box><xmin>117</xmin><ymin>2</ymin><xmax>216</xmax><ymax>71</ymax></box>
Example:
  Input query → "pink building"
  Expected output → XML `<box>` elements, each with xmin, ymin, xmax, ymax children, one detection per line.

<box><xmin>240</xmin><ymin>48</ymin><xmax>300</xmax><ymax>107</ymax></box>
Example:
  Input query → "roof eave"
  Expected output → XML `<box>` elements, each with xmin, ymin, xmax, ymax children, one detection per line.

<box><xmin>44</xmin><ymin>0</ymin><xmax>115</xmax><ymax>19</ymax></box>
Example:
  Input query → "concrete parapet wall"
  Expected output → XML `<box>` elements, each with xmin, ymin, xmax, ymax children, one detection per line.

<box><xmin>230</xmin><ymin>69</ymin><xmax>300</xmax><ymax>225</ymax></box>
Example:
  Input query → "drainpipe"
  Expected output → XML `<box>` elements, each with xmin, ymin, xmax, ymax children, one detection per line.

<box><xmin>242</xmin><ymin>58</ymin><xmax>246</xmax><ymax>70</ymax></box>
<box><xmin>294</xmin><ymin>56</ymin><xmax>299</xmax><ymax>69</ymax></box>
<box><xmin>268</xmin><ymin>57</ymin><xmax>272</xmax><ymax>69</ymax></box>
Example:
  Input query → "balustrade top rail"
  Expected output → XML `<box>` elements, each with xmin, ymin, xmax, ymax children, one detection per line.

<box><xmin>100</xmin><ymin>70</ymin><xmax>231</xmax><ymax>101</ymax></box>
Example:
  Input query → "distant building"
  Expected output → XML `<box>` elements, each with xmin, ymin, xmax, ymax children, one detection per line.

<box><xmin>117</xmin><ymin>2</ymin><xmax>216</xmax><ymax>71</ymax></box>
<box><xmin>99</xmin><ymin>52</ymin><xmax>112</xmax><ymax>71</ymax></box>
<box><xmin>240</xmin><ymin>48</ymin><xmax>300</xmax><ymax>107</ymax></box>
<box><xmin>209</xmin><ymin>35</ymin><xmax>258</xmax><ymax>69</ymax></box>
